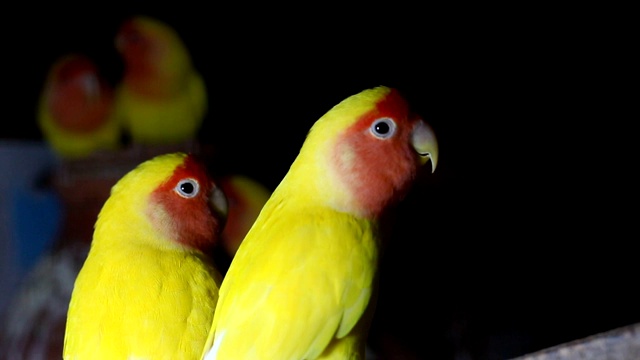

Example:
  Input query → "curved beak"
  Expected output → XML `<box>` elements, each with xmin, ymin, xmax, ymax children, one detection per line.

<box><xmin>411</xmin><ymin>119</ymin><xmax>439</xmax><ymax>173</ymax></box>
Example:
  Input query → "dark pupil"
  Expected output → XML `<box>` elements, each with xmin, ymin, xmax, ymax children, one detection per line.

<box><xmin>375</xmin><ymin>121</ymin><xmax>390</xmax><ymax>134</ymax></box>
<box><xmin>180</xmin><ymin>182</ymin><xmax>194</xmax><ymax>194</ymax></box>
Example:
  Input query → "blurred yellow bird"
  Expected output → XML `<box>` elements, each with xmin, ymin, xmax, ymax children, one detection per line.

<box><xmin>63</xmin><ymin>152</ymin><xmax>227</xmax><ymax>359</ymax></box>
<box><xmin>201</xmin><ymin>86</ymin><xmax>438</xmax><ymax>360</ymax></box>
<box><xmin>113</xmin><ymin>16</ymin><xmax>207</xmax><ymax>146</ymax></box>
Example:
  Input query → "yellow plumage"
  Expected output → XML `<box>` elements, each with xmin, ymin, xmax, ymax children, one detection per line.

<box><xmin>113</xmin><ymin>16</ymin><xmax>207</xmax><ymax>145</ymax></box>
<box><xmin>64</xmin><ymin>152</ymin><xmax>226</xmax><ymax>359</ymax></box>
<box><xmin>201</xmin><ymin>86</ymin><xmax>438</xmax><ymax>359</ymax></box>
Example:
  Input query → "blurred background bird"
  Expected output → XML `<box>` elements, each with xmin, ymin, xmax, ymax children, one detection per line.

<box><xmin>63</xmin><ymin>152</ymin><xmax>227</xmax><ymax>359</ymax></box>
<box><xmin>201</xmin><ymin>86</ymin><xmax>438</xmax><ymax>360</ymax></box>
<box><xmin>112</xmin><ymin>15</ymin><xmax>207</xmax><ymax>148</ymax></box>
<box><xmin>37</xmin><ymin>53</ymin><xmax>121</xmax><ymax>160</ymax></box>
<box><xmin>215</xmin><ymin>174</ymin><xmax>272</xmax><ymax>268</ymax></box>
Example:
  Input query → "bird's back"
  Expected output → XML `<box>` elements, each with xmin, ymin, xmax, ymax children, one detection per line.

<box><xmin>64</xmin><ymin>242</ymin><xmax>221</xmax><ymax>360</ymax></box>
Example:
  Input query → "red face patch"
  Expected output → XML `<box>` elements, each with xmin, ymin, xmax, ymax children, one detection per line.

<box><xmin>333</xmin><ymin>89</ymin><xmax>420</xmax><ymax>218</ymax></box>
<box><xmin>150</xmin><ymin>155</ymin><xmax>222</xmax><ymax>253</ymax></box>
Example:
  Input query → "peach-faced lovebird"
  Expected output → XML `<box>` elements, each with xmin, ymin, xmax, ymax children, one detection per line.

<box><xmin>201</xmin><ymin>86</ymin><xmax>438</xmax><ymax>359</ymax></box>
<box><xmin>63</xmin><ymin>152</ymin><xmax>227</xmax><ymax>359</ymax></box>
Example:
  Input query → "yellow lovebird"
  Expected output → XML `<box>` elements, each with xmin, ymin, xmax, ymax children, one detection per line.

<box><xmin>201</xmin><ymin>86</ymin><xmax>438</xmax><ymax>360</ymax></box>
<box><xmin>113</xmin><ymin>15</ymin><xmax>207</xmax><ymax>146</ymax></box>
<box><xmin>37</xmin><ymin>54</ymin><xmax>121</xmax><ymax>159</ymax></box>
<box><xmin>63</xmin><ymin>152</ymin><xmax>227</xmax><ymax>360</ymax></box>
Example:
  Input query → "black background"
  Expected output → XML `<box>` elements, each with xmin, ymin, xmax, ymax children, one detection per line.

<box><xmin>3</xmin><ymin>5</ymin><xmax>636</xmax><ymax>359</ymax></box>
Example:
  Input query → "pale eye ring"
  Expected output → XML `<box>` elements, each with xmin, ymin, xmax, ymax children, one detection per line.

<box><xmin>370</xmin><ymin>117</ymin><xmax>397</xmax><ymax>139</ymax></box>
<box><xmin>175</xmin><ymin>178</ymin><xmax>200</xmax><ymax>198</ymax></box>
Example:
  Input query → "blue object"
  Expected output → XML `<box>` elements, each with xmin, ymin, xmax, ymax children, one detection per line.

<box><xmin>11</xmin><ymin>186</ymin><xmax>62</xmax><ymax>275</ymax></box>
<box><xmin>0</xmin><ymin>140</ymin><xmax>62</xmax><ymax>314</ymax></box>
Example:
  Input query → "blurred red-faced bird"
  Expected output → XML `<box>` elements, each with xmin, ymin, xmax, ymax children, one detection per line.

<box><xmin>217</xmin><ymin>174</ymin><xmax>272</xmax><ymax>259</ymax></box>
<box><xmin>200</xmin><ymin>85</ymin><xmax>438</xmax><ymax>360</ymax></box>
<box><xmin>37</xmin><ymin>54</ymin><xmax>121</xmax><ymax>159</ymax></box>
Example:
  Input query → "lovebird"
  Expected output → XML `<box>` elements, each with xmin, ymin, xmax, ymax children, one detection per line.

<box><xmin>113</xmin><ymin>15</ymin><xmax>207</xmax><ymax>146</ymax></box>
<box><xmin>218</xmin><ymin>175</ymin><xmax>272</xmax><ymax>259</ymax></box>
<box><xmin>63</xmin><ymin>152</ymin><xmax>227</xmax><ymax>360</ymax></box>
<box><xmin>200</xmin><ymin>85</ymin><xmax>438</xmax><ymax>360</ymax></box>
<box><xmin>37</xmin><ymin>54</ymin><xmax>121</xmax><ymax>159</ymax></box>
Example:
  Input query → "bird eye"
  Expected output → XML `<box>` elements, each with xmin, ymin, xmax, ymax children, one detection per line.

<box><xmin>370</xmin><ymin>118</ymin><xmax>397</xmax><ymax>139</ymax></box>
<box><xmin>175</xmin><ymin>178</ymin><xmax>199</xmax><ymax>198</ymax></box>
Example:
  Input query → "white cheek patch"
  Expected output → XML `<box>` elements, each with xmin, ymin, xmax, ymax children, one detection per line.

<box><xmin>337</xmin><ymin>144</ymin><xmax>356</xmax><ymax>172</ymax></box>
<box><xmin>323</xmin><ymin>139</ymin><xmax>366</xmax><ymax>215</ymax></box>
<box><xmin>145</xmin><ymin>200</ymin><xmax>177</xmax><ymax>242</ymax></box>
